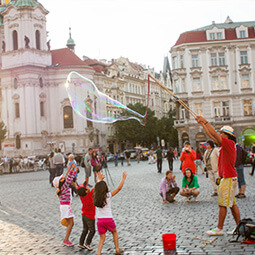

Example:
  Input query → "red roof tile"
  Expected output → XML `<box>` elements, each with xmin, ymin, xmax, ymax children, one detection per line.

<box><xmin>174</xmin><ymin>27</ymin><xmax>255</xmax><ymax>47</ymax></box>
<box><xmin>83</xmin><ymin>58</ymin><xmax>108</xmax><ymax>73</ymax></box>
<box><xmin>51</xmin><ymin>48</ymin><xmax>88</xmax><ymax>67</ymax></box>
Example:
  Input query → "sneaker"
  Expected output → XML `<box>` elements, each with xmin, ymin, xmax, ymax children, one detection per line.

<box><xmin>194</xmin><ymin>197</ymin><xmax>198</xmax><ymax>202</ymax></box>
<box><xmin>84</xmin><ymin>243</ymin><xmax>93</xmax><ymax>251</ymax></box>
<box><xmin>227</xmin><ymin>229</ymin><xmax>235</xmax><ymax>235</ymax></box>
<box><xmin>77</xmin><ymin>244</ymin><xmax>86</xmax><ymax>249</ymax></box>
<box><xmin>206</xmin><ymin>228</ymin><xmax>224</xmax><ymax>236</ymax></box>
<box><xmin>63</xmin><ymin>240</ymin><xmax>74</xmax><ymax>247</ymax></box>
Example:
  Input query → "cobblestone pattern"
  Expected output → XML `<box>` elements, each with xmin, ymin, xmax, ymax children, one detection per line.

<box><xmin>0</xmin><ymin>159</ymin><xmax>255</xmax><ymax>254</ymax></box>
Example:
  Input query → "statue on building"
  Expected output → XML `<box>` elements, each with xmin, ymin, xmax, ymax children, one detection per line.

<box><xmin>2</xmin><ymin>41</ymin><xmax>5</xmax><ymax>52</ymax></box>
<box><xmin>24</xmin><ymin>36</ymin><xmax>30</xmax><ymax>48</ymax></box>
<box><xmin>47</xmin><ymin>40</ymin><xmax>51</xmax><ymax>51</ymax></box>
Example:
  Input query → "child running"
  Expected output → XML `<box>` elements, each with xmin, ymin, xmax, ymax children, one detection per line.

<box><xmin>52</xmin><ymin>155</ymin><xmax>78</xmax><ymax>247</ymax></box>
<box><xmin>93</xmin><ymin>171</ymin><xmax>127</xmax><ymax>255</ymax></box>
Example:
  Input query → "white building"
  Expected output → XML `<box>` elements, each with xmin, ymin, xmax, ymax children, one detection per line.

<box><xmin>171</xmin><ymin>17</ymin><xmax>255</xmax><ymax>149</ymax></box>
<box><xmin>0</xmin><ymin>0</ymin><xmax>173</xmax><ymax>156</ymax></box>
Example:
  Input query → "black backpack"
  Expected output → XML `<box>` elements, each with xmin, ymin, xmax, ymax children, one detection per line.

<box><xmin>229</xmin><ymin>218</ymin><xmax>255</xmax><ymax>242</ymax></box>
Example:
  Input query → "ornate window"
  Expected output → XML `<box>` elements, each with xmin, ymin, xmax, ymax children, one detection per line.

<box><xmin>13</xmin><ymin>30</ymin><xmax>18</xmax><ymax>50</ymax></box>
<box><xmin>16</xmin><ymin>134</ymin><xmax>21</xmax><ymax>149</ymax></box>
<box><xmin>214</xmin><ymin>101</ymin><xmax>229</xmax><ymax>117</ymax></box>
<box><xmin>63</xmin><ymin>106</ymin><xmax>73</xmax><ymax>128</ymax></box>
<box><xmin>15</xmin><ymin>102</ymin><xmax>20</xmax><ymax>118</ymax></box>
<box><xmin>243</xmin><ymin>100</ymin><xmax>252</xmax><ymax>116</ymax></box>
<box><xmin>192</xmin><ymin>54</ymin><xmax>199</xmax><ymax>68</ymax></box>
<box><xmin>172</xmin><ymin>56</ymin><xmax>177</xmax><ymax>69</ymax></box>
<box><xmin>241</xmin><ymin>74</ymin><xmax>250</xmax><ymax>88</ymax></box>
<box><xmin>194</xmin><ymin>103</ymin><xmax>202</xmax><ymax>116</ymax></box>
<box><xmin>211</xmin><ymin>76</ymin><xmax>227</xmax><ymax>90</ymax></box>
<box><xmin>35</xmin><ymin>30</ymin><xmax>41</xmax><ymax>50</ymax></box>
<box><xmin>240</xmin><ymin>51</ymin><xmax>248</xmax><ymax>64</ymax></box>
<box><xmin>192</xmin><ymin>77</ymin><xmax>201</xmax><ymax>91</ymax></box>
<box><xmin>211</xmin><ymin>53</ymin><xmax>217</xmax><ymax>66</ymax></box>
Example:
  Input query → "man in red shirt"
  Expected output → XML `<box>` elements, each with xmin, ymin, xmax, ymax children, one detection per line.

<box><xmin>196</xmin><ymin>116</ymin><xmax>240</xmax><ymax>236</ymax></box>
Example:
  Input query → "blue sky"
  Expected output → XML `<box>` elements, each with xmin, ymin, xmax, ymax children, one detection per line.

<box><xmin>39</xmin><ymin>0</ymin><xmax>255</xmax><ymax>72</ymax></box>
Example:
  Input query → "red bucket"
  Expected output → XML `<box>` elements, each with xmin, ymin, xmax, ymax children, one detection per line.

<box><xmin>162</xmin><ymin>233</ymin><xmax>176</xmax><ymax>250</ymax></box>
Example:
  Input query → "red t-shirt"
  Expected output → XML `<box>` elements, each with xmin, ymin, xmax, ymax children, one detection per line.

<box><xmin>79</xmin><ymin>188</ymin><xmax>95</xmax><ymax>220</ymax></box>
<box><xmin>180</xmin><ymin>149</ymin><xmax>196</xmax><ymax>175</ymax></box>
<box><xmin>218</xmin><ymin>137</ymin><xmax>237</xmax><ymax>178</ymax></box>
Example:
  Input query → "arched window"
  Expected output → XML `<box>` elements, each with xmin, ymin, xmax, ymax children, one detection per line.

<box><xmin>63</xmin><ymin>106</ymin><xmax>73</xmax><ymax>128</ymax></box>
<box><xmin>16</xmin><ymin>134</ymin><xmax>21</xmax><ymax>149</ymax></box>
<box><xmin>13</xmin><ymin>30</ymin><xmax>18</xmax><ymax>50</ymax></box>
<box><xmin>35</xmin><ymin>30</ymin><xmax>40</xmax><ymax>50</ymax></box>
<box><xmin>14</xmin><ymin>78</ymin><xmax>18</xmax><ymax>89</ymax></box>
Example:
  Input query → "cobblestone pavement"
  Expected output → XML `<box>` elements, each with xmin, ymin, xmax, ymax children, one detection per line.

<box><xmin>0</xmin><ymin>159</ymin><xmax>255</xmax><ymax>255</ymax></box>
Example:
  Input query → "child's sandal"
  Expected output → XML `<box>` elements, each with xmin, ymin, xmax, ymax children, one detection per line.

<box><xmin>115</xmin><ymin>249</ymin><xmax>124</xmax><ymax>255</ymax></box>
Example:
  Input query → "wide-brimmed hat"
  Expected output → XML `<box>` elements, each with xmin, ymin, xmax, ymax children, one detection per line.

<box><xmin>52</xmin><ymin>174</ymin><xmax>64</xmax><ymax>188</ymax></box>
<box><xmin>220</xmin><ymin>126</ymin><xmax>235</xmax><ymax>137</ymax></box>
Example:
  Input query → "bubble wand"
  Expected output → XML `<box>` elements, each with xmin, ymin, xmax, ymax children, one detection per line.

<box><xmin>148</xmin><ymin>74</ymin><xmax>197</xmax><ymax>119</ymax></box>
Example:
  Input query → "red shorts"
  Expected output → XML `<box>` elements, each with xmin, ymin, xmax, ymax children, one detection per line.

<box><xmin>97</xmin><ymin>218</ymin><xmax>116</xmax><ymax>235</ymax></box>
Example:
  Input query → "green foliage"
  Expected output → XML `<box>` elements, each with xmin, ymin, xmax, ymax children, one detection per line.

<box><xmin>114</xmin><ymin>103</ymin><xmax>178</xmax><ymax>148</ymax></box>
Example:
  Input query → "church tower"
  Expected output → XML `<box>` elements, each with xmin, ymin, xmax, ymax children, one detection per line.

<box><xmin>0</xmin><ymin>0</ymin><xmax>51</xmax><ymax>69</ymax></box>
<box><xmin>66</xmin><ymin>27</ymin><xmax>76</xmax><ymax>52</ymax></box>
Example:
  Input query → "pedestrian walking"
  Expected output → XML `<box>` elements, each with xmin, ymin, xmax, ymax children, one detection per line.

<box><xmin>93</xmin><ymin>171</ymin><xmax>127</xmax><ymax>255</ymax></box>
<box><xmin>180</xmin><ymin>168</ymin><xmax>200</xmax><ymax>202</ymax></box>
<box><xmin>235</xmin><ymin>143</ymin><xmax>248</xmax><ymax>198</ymax></box>
<box><xmin>52</xmin><ymin>160</ymin><xmax>78</xmax><ymax>247</ymax></box>
<box><xmin>84</xmin><ymin>148</ymin><xmax>93</xmax><ymax>185</ymax></box>
<box><xmin>91</xmin><ymin>151</ymin><xmax>101</xmax><ymax>183</ymax></box>
<box><xmin>53</xmin><ymin>149</ymin><xmax>65</xmax><ymax>176</ymax></box>
<box><xmin>203</xmin><ymin>140</ymin><xmax>219</xmax><ymax>196</ymax></box>
<box><xmin>195</xmin><ymin>147</ymin><xmax>204</xmax><ymax>174</ymax></box>
<box><xmin>166</xmin><ymin>147</ymin><xmax>175</xmax><ymax>171</ymax></box>
<box><xmin>180</xmin><ymin>141</ymin><xmax>196</xmax><ymax>175</ymax></box>
<box><xmin>114</xmin><ymin>153</ymin><xmax>118</xmax><ymax>167</ymax></box>
<box><xmin>125</xmin><ymin>150</ymin><xmax>131</xmax><ymax>166</ymax></box>
<box><xmin>196</xmin><ymin>117</ymin><xmax>241</xmax><ymax>236</ymax></box>
<box><xmin>160</xmin><ymin>170</ymin><xmax>179</xmax><ymax>203</ymax></box>
<box><xmin>48</xmin><ymin>152</ymin><xmax>56</xmax><ymax>187</ymax></box>
<box><xmin>156</xmin><ymin>146</ymin><xmax>163</xmax><ymax>173</ymax></box>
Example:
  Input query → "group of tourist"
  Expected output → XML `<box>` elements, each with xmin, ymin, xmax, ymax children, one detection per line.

<box><xmin>159</xmin><ymin>116</ymin><xmax>247</xmax><ymax>237</ymax></box>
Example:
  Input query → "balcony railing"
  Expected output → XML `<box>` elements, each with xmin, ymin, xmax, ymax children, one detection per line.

<box><xmin>214</xmin><ymin>116</ymin><xmax>232</xmax><ymax>122</ymax></box>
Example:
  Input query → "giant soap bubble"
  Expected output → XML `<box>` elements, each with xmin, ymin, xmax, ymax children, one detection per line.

<box><xmin>65</xmin><ymin>72</ymin><xmax>148</xmax><ymax>125</ymax></box>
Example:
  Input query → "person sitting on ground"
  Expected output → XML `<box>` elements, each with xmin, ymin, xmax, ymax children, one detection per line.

<box><xmin>160</xmin><ymin>170</ymin><xmax>179</xmax><ymax>203</ymax></box>
<box><xmin>180</xmin><ymin>168</ymin><xmax>200</xmax><ymax>202</ymax></box>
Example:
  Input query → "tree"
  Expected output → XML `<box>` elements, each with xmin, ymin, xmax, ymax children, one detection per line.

<box><xmin>0</xmin><ymin>121</ymin><xmax>7</xmax><ymax>150</ymax></box>
<box><xmin>114</xmin><ymin>103</ymin><xmax>158</xmax><ymax>148</ymax></box>
<box><xmin>114</xmin><ymin>103</ymin><xmax>178</xmax><ymax>149</ymax></box>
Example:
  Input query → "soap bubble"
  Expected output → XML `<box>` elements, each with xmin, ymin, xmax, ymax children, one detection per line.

<box><xmin>65</xmin><ymin>71</ymin><xmax>148</xmax><ymax>125</ymax></box>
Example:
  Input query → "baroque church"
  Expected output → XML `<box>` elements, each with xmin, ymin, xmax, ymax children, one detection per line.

<box><xmin>0</xmin><ymin>0</ymin><xmax>172</xmax><ymax>157</ymax></box>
